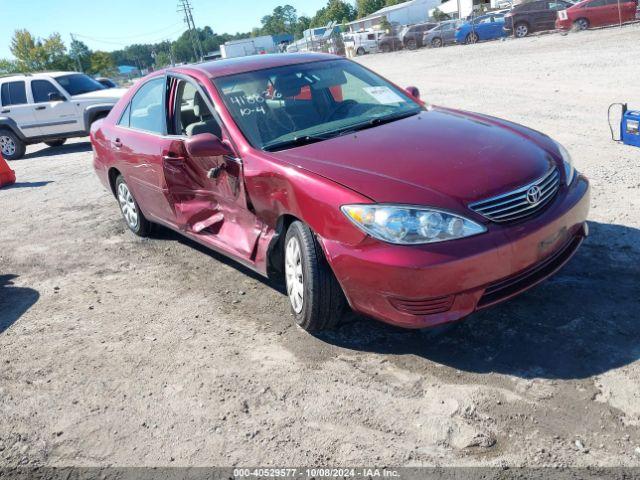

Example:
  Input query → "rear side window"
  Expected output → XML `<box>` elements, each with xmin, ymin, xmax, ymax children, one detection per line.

<box><xmin>1</xmin><ymin>81</ymin><xmax>28</xmax><ymax>106</ymax></box>
<box><xmin>31</xmin><ymin>80</ymin><xmax>63</xmax><ymax>103</ymax></box>
<box><xmin>587</xmin><ymin>0</ymin><xmax>606</xmax><ymax>6</ymax></box>
<box><xmin>128</xmin><ymin>78</ymin><xmax>165</xmax><ymax>134</ymax></box>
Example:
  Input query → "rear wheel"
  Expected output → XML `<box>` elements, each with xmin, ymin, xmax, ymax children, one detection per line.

<box><xmin>45</xmin><ymin>139</ymin><xmax>66</xmax><ymax>148</ymax></box>
<box><xmin>356</xmin><ymin>47</ymin><xmax>366</xmax><ymax>56</ymax></box>
<box><xmin>284</xmin><ymin>221</ymin><xmax>346</xmax><ymax>332</ymax></box>
<box><xmin>466</xmin><ymin>32</ymin><xmax>479</xmax><ymax>44</ymax></box>
<box><xmin>0</xmin><ymin>130</ymin><xmax>26</xmax><ymax>160</ymax></box>
<box><xmin>115</xmin><ymin>175</ymin><xmax>151</xmax><ymax>237</ymax></box>
<box><xmin>514</xmin><ymin>22</ymin><xmax>529</xmax><ymax>37</ymax></box>
<box><xmin>573</xmin><ymin>18</ymin><xmax>589</xmax><ymax>30</ymax></box>
<box><xmin>431</xmin><ymin>37</ymin><xmax>443</xmax><ymax>48</ymax></box>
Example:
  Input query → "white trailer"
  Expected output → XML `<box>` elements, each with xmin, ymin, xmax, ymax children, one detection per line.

<box><xmin>221</xmin><ymin>36</ymin><xmax>279</xmax><ymax>59</ymax></box>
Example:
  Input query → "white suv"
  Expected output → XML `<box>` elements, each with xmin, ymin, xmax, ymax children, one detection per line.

<box><xmin>0</xmin><ymin>71</ymin><xmax>126</xmax><ymax>160</ymax></box>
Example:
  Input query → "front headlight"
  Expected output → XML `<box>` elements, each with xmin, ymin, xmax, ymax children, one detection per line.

<box><xmin>554</xmin><ymin>140</ymin><xmax>575</xmax><ymax>185</ymax></box>
<box><xmin>341</xmin><ymin>204</ymin><xmax>486</xmax><ymax>245</ymax></box>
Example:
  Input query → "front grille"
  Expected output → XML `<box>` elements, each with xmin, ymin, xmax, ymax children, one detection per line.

<box><xmin>469</xmin><ymin>168</ymin><xmax>560</xmax><ymax>223</ymax></box>
<box><xmin>389</xmin><ymin>295</ymin><xmax>455</xmax><ymax>316</ymax></box>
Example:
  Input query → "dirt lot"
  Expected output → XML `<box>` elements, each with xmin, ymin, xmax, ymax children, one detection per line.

<box><xmin>1</xmin><ymin>24</ymin><xmax>640</xmax><ymax>468</ymax></box>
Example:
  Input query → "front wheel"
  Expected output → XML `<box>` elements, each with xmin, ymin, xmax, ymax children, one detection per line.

<box><xmin>45</xmin><ymin>139</ymin><xmax>67</xmax><ymax>148</ymax></box>
<box><xmin>466</xmin><ymin>32</ymin><xmax>479</xmax><ymax>44</ymax></box>
<box><xmin>573</xmin><ymin>18</ymin><xmax>589</xmax><ymax>30</ymax></box>
<box><xmin>0</xmin><ymin>130</ymin><xmax>26</xmax><ymax>160</ymax></box>
<box><xmin>356</xmin><ymin>47</ymin><xmax>366</xmax><ymax>56</ymax></box>
<box><xmin>431</xmin><ymin>37</ymin><xmax>443</xmax><ymax>48</ymax></box>
<box><xmin>406</xmin><ymin>38</ymin><xmax>418</xmax><ymax>50</ymax></box>
<box><xmin>514</xmin><ymin>22</ymin><xmax>529</xmax><ymax>37</ymax></box>
<box><xmin>284</xmin><ymin>221</ymin><xmax>346</xmax><ymax>332</ymax></box>
<box><xmin>115</xmin><ymin>175</ymin><xmax>151</xmax><ymax>237</ymax></box>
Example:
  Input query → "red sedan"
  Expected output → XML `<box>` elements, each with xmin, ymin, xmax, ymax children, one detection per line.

<box><xmin>91</xmin><ymin>53</ymin><xmax>590</xmax><ymax>332</ymax></box>
<box><xmin>556</xmin><ymin>0</ymin><xmax>638</xmax><ymax>30</ymax></box>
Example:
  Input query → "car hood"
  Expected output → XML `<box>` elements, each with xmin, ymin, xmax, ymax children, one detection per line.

<box><xmin>273</xmin><ymin>107</ymin><xmax>560</xmax><ymax>213</ymax></box>
<box><xmin>71</xmin><ymin>88</ymin><xmax>128</xmax><ymax>102</ymax></box>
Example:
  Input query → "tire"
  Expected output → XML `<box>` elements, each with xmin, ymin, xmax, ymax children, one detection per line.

<box><xmin>406</xmin><ymin>38</ymin><xmax>418</xmax><ymax>50</ymax></box>
<box><xmin>356</xmin><ymin>47</ymin><xmax>366</xmax><ymax>56</ymax></box>
<box><xmin>466</xmin><ymin>32</ymin><xmax>479</xmax><ymax>44</ymax></box>
<box><xmin>0</xmin><ymin>129</ymin><xmax>26</xmax><ymax>160</ymax></box>
<box><xmin>284</xmin><ymin>221</ymin><xmax>346</xmax><ymax>332</ymax></box>
<box><xmin>514</xmin><ymin>22</ymin><xmax>529</xmax><ymax>37</ymax></box>
<box><xmin>380</xmin><ymin>43</ymin><xmax>391</xmax><ymax>53</ymax></box>
<box><xmin>431</xmin><ymin>37</ymin><xmax>443</xmax><ymax>48</ymax></box>
<box><xmin>573</xmin><ymin>18</ymin><xmax>589</xmax><ymax>30</ymax></box>
<box><xmin>44</xmin><ymin>139</ymin><xmax>67</xmax><ymax>148</ymax></box>
<box><xmin>115</xmin><ymin>175</ymin><xmax>151</xmax><ymax>237</ymax></box>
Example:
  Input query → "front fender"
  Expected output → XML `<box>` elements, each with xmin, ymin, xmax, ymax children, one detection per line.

<box><xmin>83</xmin><ymin>105</ymin><xmax>114</xmax><ymax>132</ymax></box>
<box><xmin>0</xmin><ymin>117</ymin><xmax>26</xmax><ymax>140</ymax></box>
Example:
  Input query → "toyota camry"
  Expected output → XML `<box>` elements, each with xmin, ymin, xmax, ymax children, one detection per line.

<box><xmin>91</xmin><ymin>53</ymin><xmax>590</xmax><ymax>332</ymax></box>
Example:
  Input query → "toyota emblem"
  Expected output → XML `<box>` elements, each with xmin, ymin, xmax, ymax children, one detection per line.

<box><xmin>526</xmin><ymin>186</ymin><xmax>542</xmax><ymax>205</ymax></box>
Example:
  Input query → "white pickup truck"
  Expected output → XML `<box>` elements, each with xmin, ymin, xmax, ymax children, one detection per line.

<box><xmin>0</xmin><ymin>71</ymin><xmax>126</xmax><ymax>159</ymax></box>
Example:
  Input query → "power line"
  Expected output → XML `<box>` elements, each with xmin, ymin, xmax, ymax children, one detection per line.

<box><xmin>72</xmin><ymin>23</ymin><xmax>184</xmax><ymax>42</ymax></box>
<box><xmin>72</xmin><ymin>28</ymin><xmax>185</xmax><ymax>47</ymax></box>
<box><xmin>177</xmin><ymin>0</ymin><xmax>203</xmax><ymax>60</ymax></box>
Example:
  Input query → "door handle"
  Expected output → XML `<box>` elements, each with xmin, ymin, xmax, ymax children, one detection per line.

<box><xmin>162</xmin><ymin>155</ymin><xmax>186</xmax><ymax>162</ymax></box>
<box><xmin>35</xmin><ymin>106</ymin><xmax>46</xmax><ymax>111</ymax></box>
<box><xmin>113</xmin><ymin>138</ymin><xmax>123</xmax><ymax>148</ymax></box>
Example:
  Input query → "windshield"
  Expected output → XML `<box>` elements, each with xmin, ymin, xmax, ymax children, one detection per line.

<box><xmin>213</xmin><ymin>59</ymin><xmax>422</xmax><ymax>151</ymax></box>
<box><xmin>54</xmin><ymin>74</ymin><xmax>106</xmax><ymax>96</ymax></box>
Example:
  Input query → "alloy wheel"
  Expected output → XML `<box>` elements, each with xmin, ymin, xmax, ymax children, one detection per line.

<box><xmin>117</xmin><ymin>182</ymin><xmax>139</xmax><ymax>230</ymax></box>
<box><xmin>515</xmin><ymin>24</ymin><xmax>529</xmax><ymax>37</ymax></box>
<box><xmin>576</xmin><ymin>19</ymin><xmax>589</xmax><ymax>30</ymax></box>
<box><xmin>0</xmin><ymin>135</ymin><xmax>16</xmax><ymax>157</ymax></box>
<box><xmin>433</xmin><ymin>38</ymin><xmax>443</xmax><ymax>48</ymax></box>
<box><xmin>285</xmin><ymin>236</ymin><xmax>304</xmax><ymax>314</ymax></box>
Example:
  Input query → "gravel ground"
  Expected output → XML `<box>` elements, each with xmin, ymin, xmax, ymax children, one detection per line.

<box><xmin>1</xmin><ymin>24</ymin><xmax>639</xmax><ymax>468</ymax></box>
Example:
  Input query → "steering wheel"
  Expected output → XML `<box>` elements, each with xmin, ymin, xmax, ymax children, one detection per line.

<box><xmin>324</xmin><ymin>100</ymin><xmax>358</xmax><ymax>122</ymax></box>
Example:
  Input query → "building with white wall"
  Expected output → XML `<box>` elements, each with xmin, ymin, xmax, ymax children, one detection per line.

<box><xmin>345</xmin><ymin>0</ymin><xmax>441</xmax><ymax>31</ymax></box>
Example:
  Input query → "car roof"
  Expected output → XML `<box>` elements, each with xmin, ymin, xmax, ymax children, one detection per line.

<box><xmin>174</xmin><ymin>53</ymin><xmax>340</xmax><ymax>79</ymax></box>
<box><xmin>0</xmin><ymin>71</ymin><xmax>81</xmax><ymax>82</ymax></box>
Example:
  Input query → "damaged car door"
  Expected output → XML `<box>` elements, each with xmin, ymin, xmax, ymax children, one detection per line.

<box><xmin>161</xmin><ymin>75</ymin><xmax>262</xmax><ymax>260</ymax></box>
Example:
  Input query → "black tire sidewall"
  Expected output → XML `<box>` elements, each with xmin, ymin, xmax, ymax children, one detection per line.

<box><xmin>115</xmin><ymin>175</ymin><xmax>150</xmax><ymax>237</ymax></box>
<box><xmin>0</xmin><ymin>130</ymin><xmax>26</xmax><ymax>160</ymax></box>
<box><xmin>45</xmin><ymin>139</ymin><xmax>66</xmax><ymax>148</ymax></box>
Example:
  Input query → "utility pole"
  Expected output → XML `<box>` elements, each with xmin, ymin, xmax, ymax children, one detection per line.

<box><xmin>69</xmin><ymin>33</ymin><xmax>83</xmax><ymax>72</ymax></box>
<box><xmin>177</xmin><ymin>0</ymin><xmax>204</xmax><ymax>61</ymax></box>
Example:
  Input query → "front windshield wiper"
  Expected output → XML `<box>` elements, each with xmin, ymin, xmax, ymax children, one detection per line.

<box><xmin>263</xmin><ymin>134</ymin><xmax>329</xmax><ymax>152</ymax></box>
<box><xmin>262</xmin><ymin>109</ymin><xmax>422</xmax><ymax>152</ymax></box>
<box><xmin>344</xmin><ymin>109</ymin><xmax>422</xmax><ymax>134</ymax></box>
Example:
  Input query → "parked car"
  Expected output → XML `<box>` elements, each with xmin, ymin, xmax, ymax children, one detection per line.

<box><xmin>504</xmin><ymin>0</ymin><xmax>574</xmax><ymax>36</ymax></box>
<box><xmin>0</xmin><ymin>71</ymin><xmax>126</xmax><ymax>160</ymax></box>
<box><xmin>455</xmin><ymin>14</ymin><xmax>507</xmax><ymax>44</ymax></box>
<box><xmin>424</xmin><ymin>20</ymin><xmax>460</xmax><ymax>47</ymax></box>
<box><xmin>91</xmin><ymin>53</ymin><xmax>589</xmax><ymax>332</ymax></box>
<box><xmin>378</xmin><ymin>33</ymin><xmax>404</xmax><ymax>52</ymax></box>
<box><xmin>400</xmin><ymin>22</ymin><xmax>438</xmax><ymax>49</ymax></box>
<box><xmin>343</xmin><ymin>31</ymin><xmax>385</xmax><ymax>55</ymax></box>
<box><xmin>96</xmin><ymin>77</ymin><xmax>118</xmax><ymax>89</ymax></box>
<box><xmin>556</xmin><ymin>0</ymin><xmax>638</xmax><ymax>29</ymax></box>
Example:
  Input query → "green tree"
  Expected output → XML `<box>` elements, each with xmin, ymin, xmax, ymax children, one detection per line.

<box><xmin>431</xmin><ymin>7</ymin><xmax>451</xmax><ymax>21</ymax></box>
<box><xmin>356</xmin><ymin>0</ymin><xmax>386</xmax><ymax>17</ymax></box>
<box><xmin>261</xmin><ymin>5</ymin><xmax>298</xmax><ymax>35</ymax></box>
<box><xmin>69</xmin><ymin>39</ymin><xmax>91</xmax><ymax>72</ymax></box>
<box><xmin>88</xmin><ymin>51</ymin><xmax>116</xmax><ymax>76</ymax></box>
<box><xmin>312</xmin><ymin>0</ymin><xmax>357</xmax><ymax>27</ymax></box>
<box><xmin>0</xmin><ymin>59</ymin><xmax>18</xmax><ymax>74</ymax></box>
<box><xmin>379</xmin><ymin>16</ymin><xmax>392</xmax><ymax>33</ymax></box>
<box><xmin>294</xmin><ymin>16</ymin><xmax>312</xmax><ymax>38</ymax></box>
<box><xmin>10</xmin><ymin>29</ymin><xmax>70</xmax><ymax>72</ymax></box>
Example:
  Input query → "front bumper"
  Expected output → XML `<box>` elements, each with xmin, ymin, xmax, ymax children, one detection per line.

<box><xmin>323</xmin><ymin>175</ymin><xmax>590</xmax><ymax>328</ymax></box>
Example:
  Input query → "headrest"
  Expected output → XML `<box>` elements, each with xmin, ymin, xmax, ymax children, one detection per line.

<box><xmin>273</xmin><ymin>75</ymin><xmax>308</xmax><ymax>98</ymax></box>
<box><xmin>193</xmin><ymin>92</ymin><xmax>207</xmax><ymax>117</ymax></box>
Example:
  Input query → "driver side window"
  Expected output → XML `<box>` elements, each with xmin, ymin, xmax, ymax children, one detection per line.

<box><xmin>173</xmin><ymin>80</ymin><xmax>222</xmax><ymax>138</ymax></box>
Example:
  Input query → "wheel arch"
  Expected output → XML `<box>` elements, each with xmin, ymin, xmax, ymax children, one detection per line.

<box><xmin>84</xmin><ymin>105</ymin><xmax>113</xmax><ymax>132</ymax></box>
<box><xmin>107</xmin><ymin>167</ymin><xmax>122</xmax><ymax>197</ymax></box>
<box><xmin>266</xmin><ymin>213</ymin><xmax>301</xmax><ymax>279</ymax></box>
<box><xmin>0</xmin><ymin>118</ymin><xmax>26</xmax><ymax>141</ymax></box>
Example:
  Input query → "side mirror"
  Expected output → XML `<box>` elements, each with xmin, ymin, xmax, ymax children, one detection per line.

<box><xmin>48</xmin><ymin>92</ymin><xmax>65</xmax><ymax>102</ymax></box>
<box><xmin>185</xmin><ymin>133</ymin><xmax>233</xmax><ymax>157</ymax></box>
<box><xmin>405</xmin><ymin>86</ymin><xmax>421</xmax><ymax>100</ymax></box>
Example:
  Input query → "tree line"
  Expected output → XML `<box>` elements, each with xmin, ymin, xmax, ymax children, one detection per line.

<box><xmin>0</xmin><ymin>0</ymin><xmax>408</xmax><ymax>75</ymax></box>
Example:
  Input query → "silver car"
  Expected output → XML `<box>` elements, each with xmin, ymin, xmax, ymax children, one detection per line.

<box><xmin>423</xmin><ymin>20</ymin><xmax>460</xmax><ymax>48</ymax></box>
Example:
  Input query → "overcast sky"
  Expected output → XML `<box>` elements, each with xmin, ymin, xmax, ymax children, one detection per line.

<box><xmin>0</xmin><ymin>0</ymin><xmax>333</xmax><ymax>59</ymax></box>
